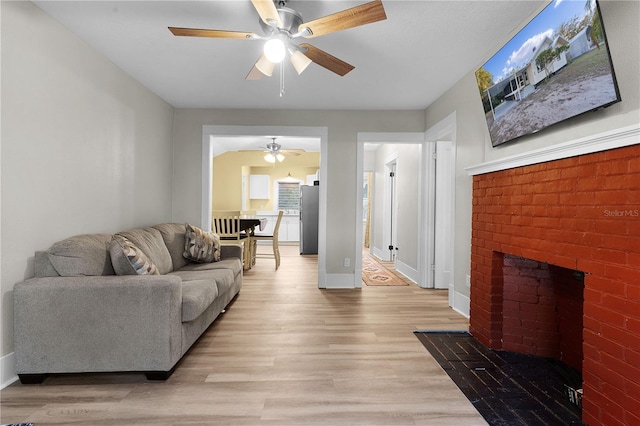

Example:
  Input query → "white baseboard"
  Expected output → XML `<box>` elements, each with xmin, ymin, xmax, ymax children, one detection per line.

<box><xmin>450</xmin><ymin>286</ymin><xmax>470</xmax><ymax>318</ymax></box>
<box><xmin>367</xmin><ymin>249</ymin><xmax>418</xmax><ymax>284</ymax></box>
<box><xmin>321</xmin><ymin>273</ymin><xmax>358</xmax><ymax>289</ymax></box>
<box><xmin>395</xmin><ymin>259</ymin><xmax>418</xmax><ymax>284</ymax></box>
<box><xmin>370</xmin><ymin>247</ymin><xmax>389</xmax><ymax>262</ymax></box>
<box><xmin>354</xmin><ymin>269</ymin><xmax>363</xmax><ymax>289</ymax></box>
<box><xmin>1</xmin><ymin>351</ymin><xmax>18</xmax><ymax>389</ymax></box>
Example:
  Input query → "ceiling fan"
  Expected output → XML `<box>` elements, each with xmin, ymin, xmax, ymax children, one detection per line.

<box><xmin>168</xmin><ymin>0</ymin><xmax>387</xmax><ymax>80</ymax></box>
<box><xmin>261</xmin><ymin>137</ymin><xmax>303</xmax><ymax>163</ymax></box>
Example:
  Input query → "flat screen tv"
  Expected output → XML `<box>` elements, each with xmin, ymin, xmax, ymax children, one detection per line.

<box><xmin>475</xmin><ymin>0</ymin><xmax>621</xmax><ymax>147</ymax></box>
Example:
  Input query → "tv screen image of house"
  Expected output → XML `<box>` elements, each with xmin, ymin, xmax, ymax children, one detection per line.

<box><xmin>475</xmin><ymin>0</ymin><xmax>621</xmax><ymax>147</ymax></box>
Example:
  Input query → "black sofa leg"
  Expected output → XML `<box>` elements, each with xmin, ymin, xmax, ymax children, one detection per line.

<box><xmin>18</xmin><ymin>374</ymin><xmax>48</xmax><ymax>384</ymax></box>
<box><xmin>145</xmin><ymin>370</ymin><xmax>173</xmax><ymax>381</ymax></box>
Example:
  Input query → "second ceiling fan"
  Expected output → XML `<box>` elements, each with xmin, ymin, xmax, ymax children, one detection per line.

<box><xmin>261</xmin><ymin>137</ymin><xmax>303</xmax><ymax>163</ymax></box>
<box><xmin>169</xmin><ymin>0</ymin><xmax>387</xmax><ymax>80</ymax></box>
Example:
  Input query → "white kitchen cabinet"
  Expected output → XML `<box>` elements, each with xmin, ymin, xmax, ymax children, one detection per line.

<box><xmin>249</xmin><ymin>175</ymin><xmax>270</xmax><ymax>199</ymax></box>
<box><xmin>257</xmin><ymin>213</ymin><xmax>299</xmax><ymax>242</ymax></box>
<box><xmin>284</xmin><ymin>216</ymin><xmax>300</xmax><ymax>241</ymax></box>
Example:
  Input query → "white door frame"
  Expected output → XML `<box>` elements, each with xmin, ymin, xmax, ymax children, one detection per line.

<box><xmin>356</xmin><ymin>113</ymin><xmax>456</xmax><ymax>297</ymax></box>
<box><xmin>356</xmin><ymin>132</ymin><xmax>426</xmax><ymax>287</ymax></box>
<box><xmin>383</xmin><ymin>157</ymin><xmax>398</xmax><ymax>262</ymax></box>
<box><xmin>202</xmin><ymin>125</ymin><xmax>328</xmax><ymax>288</ymax></box>
<box><xmin>433</xmin><ymin>140</ymin><xmax>454</xmax><ymax>290</ymax></box>
<box><xmin>422</xmin><ymin>113</ymin><xmax>457</xmax><ymax>304</ymax></box>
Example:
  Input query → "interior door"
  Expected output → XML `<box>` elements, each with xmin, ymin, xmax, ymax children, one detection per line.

<box><xmin>433</xmin><ymin>141</ymin><xmax>453</xmax><ymax>290</ymax></box>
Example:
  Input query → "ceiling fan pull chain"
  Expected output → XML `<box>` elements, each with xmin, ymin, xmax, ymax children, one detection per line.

<box><xmin>279</xmin><ymin>61</ymin><xmax>285</xmax><ymax>97</ymax></box>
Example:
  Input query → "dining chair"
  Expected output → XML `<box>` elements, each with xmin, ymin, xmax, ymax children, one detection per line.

<box><xmin>240</xmin><ymin>210</ymin><xmax>258</xmax><ymax>265</ymax></box>
<box><xmin>211</xmin><ymin>211</ymin><xmax>250</xmax><ymax>268</ymax></box>
<box><xmin>212</xmin><ymin>210</ymin><xmax>241</xmax><ymax>217</ymax></box>
<box><xmin>251</xmin><ymin>210</ymin><xmax>283</xmax><ymax>270</ymax></box>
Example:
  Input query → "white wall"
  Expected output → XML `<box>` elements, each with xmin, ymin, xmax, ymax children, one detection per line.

<box><xmin>369</xmin><ymin>143</ymin><xmax>420</xmax><ymax>272</ymax></box>
<box><xmin>172</xmin><ymin>110</ymin><xmax>425</xmax><ymax>279</ymax></box>
<box><xmin>0</xmin><ymin>0</ymin><xmax>175</xmax><ymax>377</ymax></box>
<box><xmin>423</xmin><ymin>0</ymin><xmax>640</xmax><ymax>310</ymax></box>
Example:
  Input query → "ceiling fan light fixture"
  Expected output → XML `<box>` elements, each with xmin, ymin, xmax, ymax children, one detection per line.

<box><xmin>263</xmin><ymin>37</ymin><xmax>286</xmax><ymax>63</ymax></box>
<box><xmin>170</xmin><ymin>0</ymin><xmax>388</xmax><ymax>85</ymax></box>
<box><xmin>255</xmin><ymin>53</ymin><xmax>275</xmax><ymax>76</ymax></box>
<box><xmin>264</xmin><ymin>152</ymin><xmax>285</xmax><ymax>163</ymax></box>
<box><xmin>289</xmin><ymin>49</ymin><xmax>312</xmax><ymax>74</ymax></box>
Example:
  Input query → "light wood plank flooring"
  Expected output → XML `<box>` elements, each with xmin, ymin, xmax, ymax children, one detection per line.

<box><xmin>1</xmin><ymin>245</ymin><xmax>486</xmax><ymax>425</ymax></box>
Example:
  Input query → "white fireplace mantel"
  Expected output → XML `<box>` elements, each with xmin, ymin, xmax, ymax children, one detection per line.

<box><xmin>466</xmin><ymin>124</ymin><xmax>640</xmax><ymax>176</ymax></box>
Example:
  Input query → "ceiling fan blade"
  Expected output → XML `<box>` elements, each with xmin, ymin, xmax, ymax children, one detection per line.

<box><xmin>298</xmin><ymin>0</ymin><xmax>387</xmax><ymax>38</ymax></box>
<box><xmin>238</xmin><ymin>149</ymin><xmax>303</xmax><ymax>156</ymax></box>
<box><xmin>299</xmin><ymin>43</ymin><xmax>355</xmax><ymax>76</ymax></box>
<box><xmin>280</xmin><ymin>149</ymin><xmax>304</xmax><ymax>156</ymax></box>
<box><xmin>169</xmin><ymin>27</ymin><xmax>258</xmax><ymax>40</ymax></box>
<box><xmin>251</xmin><ymin>0</ymin><xmax>283</xmax><ymax>27</ymax></box>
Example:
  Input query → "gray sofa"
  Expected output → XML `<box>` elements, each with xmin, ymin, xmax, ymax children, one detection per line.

<box><xmin>13</xmin><ymin>223</ymin><xmax>242</xmax><ymax>383</ymax></box>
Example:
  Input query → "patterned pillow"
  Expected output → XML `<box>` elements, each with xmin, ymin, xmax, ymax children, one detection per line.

<box><xmin>183</xmin><ymin>224</ymin><xmax>220</xmax><ymax>263</ymax></box>
<box><xmin>110</xmin><ymin>234</ymin><xmax>159</xmax><ymax>275</ymax></box>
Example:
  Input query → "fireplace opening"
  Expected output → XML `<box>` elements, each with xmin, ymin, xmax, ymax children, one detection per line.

<box><xmin>501</xmin><ymin>253</ymin><xmax>585</xmax><ymax>409</ymax></box>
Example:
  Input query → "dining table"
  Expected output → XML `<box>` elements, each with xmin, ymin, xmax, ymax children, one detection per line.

<box><xmin>238</xmin><ymin>215</ymin><xmax>267</xmax><ymax>270</ymax></box>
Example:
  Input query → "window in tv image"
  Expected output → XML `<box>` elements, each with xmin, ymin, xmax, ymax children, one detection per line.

<box><xmin>475</xmin><ymin>0</ymin><xmax>621</xmax><ymax>147</ymax></box>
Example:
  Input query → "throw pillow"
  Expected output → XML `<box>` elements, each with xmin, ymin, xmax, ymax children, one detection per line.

<box><xmin>48</xmin><ymin>234</ymin><xmax>115</xmax><ymax>276</ymax></box>
<box><xmin>183</xmin><ymin>224</ymin><xmax>220</xmax><ymax>263</ymax></box>
<box><xmin>110</xmin><ymin>234</ymin><xmax>160</xmax><ymax>275</ymax></box>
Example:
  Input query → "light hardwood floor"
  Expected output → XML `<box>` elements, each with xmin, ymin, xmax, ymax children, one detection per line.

<box><xmin>1</xmin><ymin>245</ymin><xmax>486</xmax><ymax>425</ymax></box>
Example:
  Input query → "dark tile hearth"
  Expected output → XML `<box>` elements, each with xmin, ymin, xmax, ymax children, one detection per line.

<box><xmin>415</xmin><ymin>331</ymin><xmax>585</xmax><ymax>426</ymax></box>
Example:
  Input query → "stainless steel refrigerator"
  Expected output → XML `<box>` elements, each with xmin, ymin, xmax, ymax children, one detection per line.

<box><xmin>299</xmin><ymin>185</ymin><xmax>319</xmax><ymax>254</ymax></box>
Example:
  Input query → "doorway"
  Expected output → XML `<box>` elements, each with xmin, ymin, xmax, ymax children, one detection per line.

<box><xmin>201</xmin><ymin>125</ymin><xmax>328</xmax><ymax>288</ymax></box>
<box><xmin>356</xmin><ymin>114</ymin><xmax>456</xmax><ymax>298</ymax></box>
<box><xmin>362</xmin><ymin>143</ymin><xmax>426</xmax><ymax>284</ymax></box>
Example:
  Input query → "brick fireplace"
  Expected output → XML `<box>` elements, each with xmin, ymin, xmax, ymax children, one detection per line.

<box><xmin>469</xmin><ymin>142</ymin><xmax>640</xmax><ymax>426</ymax></box>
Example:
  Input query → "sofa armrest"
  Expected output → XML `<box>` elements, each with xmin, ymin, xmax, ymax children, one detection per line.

<box><xmin>220</xmin><ymin>244</ymin><xmax>242</xmax><ymax>261</ymax></box>
<box><xmin>14</xmin><ymin>275</ymin><xmax>183</xmax><ymax>375</ymax></box>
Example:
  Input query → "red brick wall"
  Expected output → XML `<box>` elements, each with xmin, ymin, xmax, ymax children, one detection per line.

<box><xmin>470</xmin><ymin>144</ymin><xmax>640</xmax><ymax>426</ymax></box>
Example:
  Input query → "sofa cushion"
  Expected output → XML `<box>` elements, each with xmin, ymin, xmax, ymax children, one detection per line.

<box><xmin>152</xmin><ymin>223</ymin><xmax>190</xmax><ymax>271</ymax></box>
<box><xmin>181</xmin><ymin>279</ymin><xmax>219</xmax><ymax>322</ymax></box>
<box><xmin>48</xmin><ymin>234</ymin><xmax>115</xmax><ymax>277</ymax></box>
<box><xmin>170</xmin><ymin>269</ymin><xmax>235</xmax><ymax>298</ymax></box>
<box><xmin>110</xmin><ymin>235</ymin><xmax>159</xmax><ymax>275</ymax></box>
<box><xmin>211</xmin><ymin>269</ymin><xmax>235</xmax><ymax>296</ymax></box>
<box><xmin>179</xmin><ymin>258</ymin><xmax>242</xmax><ymax>278</ymax></box>
<box><xmin>35</xmin><ymin>251</ymin><xmax>61</xmax><ymax>277</ymax></box>
<box><xmin>183</xmin><ymin>224</ymin><xmax>220</xmax><ymax>263</ymax></box>
<box><xmin>117</xmin><ymin>227</ymin><xmax>173</xmax><ymax>274</ymax></box>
